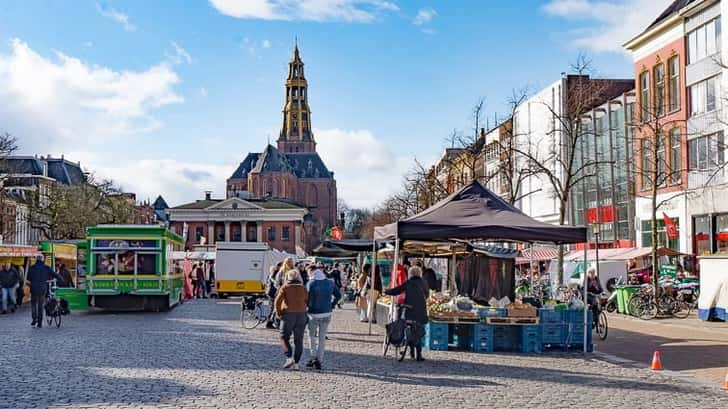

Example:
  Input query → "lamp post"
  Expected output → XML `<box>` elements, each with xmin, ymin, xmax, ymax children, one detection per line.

<box><xmin>591</xmin><ymin>222</ymin><xmax>601</xmax><ymax>282</ymax></box>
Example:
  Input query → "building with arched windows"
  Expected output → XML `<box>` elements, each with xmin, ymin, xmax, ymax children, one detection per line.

<box><xmin>224</xmin><ymin>44</ymin><xmax>337</xmax><ymax>252</ymax></box>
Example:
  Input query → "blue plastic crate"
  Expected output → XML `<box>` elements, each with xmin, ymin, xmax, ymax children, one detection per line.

<box><xmin>565</xmin><ymin>309</ymin><xmax>593</xmax><ymax>323</ymax></box>
<box><xmin>538</xmin><ymin>309</ymin><xmax>563</xmax><ymax>323</ymax></box>
<box><xmin>472</xmin><ymin>335</ymin><xmax>494</xmax><ymax>353</ymax></box>
<box><xmin>521</xmin><ymin>339</ymin><xmax>543</xmax><ymax>353</ymax></box>
<box><xmin>521</xmin><ymin>325</ymin><xmax>541</xmax><ymax>338</ymax></box>
<box><xmin>424</xmin><ymin>322</ymin><xmax>449</xmax><ymax>351</ymax></box>
<box><xmin>451</xmin><ymin>325</ymin><xmax>473</xmax><ymax>351</ymax></box>
<box><xmin>478</xmin><ymin>308</ymin><xmax>508</xmax><ymax>318</ymax></box>
<box><xmin>473</xmin><ymin>324</ymin><xmax>494</xmax><ymax>337</ymax></box>
<box><xmin>541</xmin><ymin>324</ymin><xmax>567</xmax><ymax>345</ymax></box>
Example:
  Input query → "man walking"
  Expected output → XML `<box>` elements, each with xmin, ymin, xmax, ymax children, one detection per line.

<box><xmin>306</xmin><ymin>267</ymin><xmax>341</xmax><ymax>370</ymax></box>
<box><xmin>1</xmin><ymin>261</ymin><xmax>19</xmax><ymax>314</ymax></box>
<box><xmin>27</xmin><ymin>255</ymin><xmax>62</xmax><ymax>328</ymax></box>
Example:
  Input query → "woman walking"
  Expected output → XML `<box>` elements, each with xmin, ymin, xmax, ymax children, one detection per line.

<box><xmin>274</xmin><ymin>269</ymin><xmax>308</xmax><ymax>369</ymax></box>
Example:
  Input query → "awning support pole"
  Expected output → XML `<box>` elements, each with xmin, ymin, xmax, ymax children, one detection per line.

<box><xmin>368</xmin><ymin>240</ymin><xmax>378</xmax><ymax>336</ymax></box>
<box><xmin>583</xmin><ymin>243</ymin><xmax>588</xmax><ymax>353</ymax></box>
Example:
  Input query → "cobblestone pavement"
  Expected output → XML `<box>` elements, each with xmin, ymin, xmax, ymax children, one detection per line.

<box><xmin>595</xmin><ymin>312</ymin><xmax>728</xmax><ymax>384</ymax></box>
<box><xmin>2</xmin><ymin>300</ymin><xmax>727</xmax><ymax>409</ymax></box>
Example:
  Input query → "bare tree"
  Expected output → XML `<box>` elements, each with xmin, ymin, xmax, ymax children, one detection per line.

<box><xmin>0</xmin><ymin>133</ymin><xmax>19</xmax><ymax>241</ymax></box>
<box><xmin>508</xmin><ymin>55</ymin><xmax>621</xmax><ymax>285</ymax></box>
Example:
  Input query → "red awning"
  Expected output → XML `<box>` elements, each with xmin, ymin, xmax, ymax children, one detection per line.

<box><xmin>0</xmin><ymin>245</ymin><xmax>42</xmax><ymax>258</ymax></box>
<box><xmin>516</xmin><ymin>246</ymin><xmax>560</xmax><ymax>265</ymax></box>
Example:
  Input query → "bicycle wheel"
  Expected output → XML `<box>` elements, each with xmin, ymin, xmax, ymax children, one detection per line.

<box><xmin>596</xmin><ymin>311</ymin><xmax>608</xmax><ymax>340</ymax></box>
<box><xmin>54</xmin><ymin>312</ymin><xmax>62</xmax><ymax>328</ymax></box>
<box><xmin>627</xmin><ymin>296</ymin><xmax>642</xmax><ymax>317</ymax></box>
<box><xmin>241</xmin><ymin>303</ymin><xmax>261</xmax><ymax>329</ymax></box>
<box><xmin>639</xmin><ymin>301</ymin><xmax>657</xmax><ymax>320</ymax></box>
<box><xmin>398</xmin><ymin>344</ymin><xmax>408</xmax><ymax>362</ymax></box>
<box><xmin>46</xmin><ymin>313</ymin><xmax>53</xmax><ymax>326</ymax></box>
<box><xmin>382</xmin><ymin>333</ymin><xmax>390</xmax><ymax>357</ymax></box>
<box><xmin>672</xmin><ymin>301</ymin><xmax>690</xmax><ymax>319</ymax></box>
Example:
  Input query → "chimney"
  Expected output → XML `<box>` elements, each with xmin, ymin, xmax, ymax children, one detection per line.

<box><xmin>205</xmin><ymin>191</ymin><xmax>212</xmax><ymax>200</ymax></box>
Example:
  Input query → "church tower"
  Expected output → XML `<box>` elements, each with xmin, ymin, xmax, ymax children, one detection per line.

<box><xmin>278</xmin><ymin>44</ymin><xmax>315</xmax><ymax>153</ymax></box>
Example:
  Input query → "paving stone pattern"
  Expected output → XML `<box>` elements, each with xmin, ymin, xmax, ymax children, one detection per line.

<box><xmin>2</xmin><ymin>300</ymin><xmax>727</xmax><ymax>409</ymax></box>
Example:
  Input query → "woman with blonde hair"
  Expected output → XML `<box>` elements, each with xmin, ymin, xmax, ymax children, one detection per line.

<box><xmin>274</xmin><ymin>269</ymin><xmax>308</xmax><ymax>369</ymax></box>
<box><xmin>275</xmin><ymin>257</ymin><xmax>295</xmax><ymax>289</ymax></box>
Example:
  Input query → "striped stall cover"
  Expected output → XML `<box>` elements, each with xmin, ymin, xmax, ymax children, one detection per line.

<box><xmin>516</xmin><ymin>247</ymin><xmax>560</xmax><ymax>265</ymax></box>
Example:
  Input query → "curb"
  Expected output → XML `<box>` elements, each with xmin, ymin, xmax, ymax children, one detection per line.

<box><xmin>593</xmin><ymin>351</ymin><xmax>724</xmax><ymax>391</ymax></box>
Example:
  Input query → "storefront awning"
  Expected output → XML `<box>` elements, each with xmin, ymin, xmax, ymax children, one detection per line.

<box><xmin>516</xmin><ymin>246</ymin><xmax>560</xmax><ymax>264</ymax></box>
<box><xmin>0</xmin><ymin>245</ymin><xmax>42</xmax><ymax>258</ymax></box>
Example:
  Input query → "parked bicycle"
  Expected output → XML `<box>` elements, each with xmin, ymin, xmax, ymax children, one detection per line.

<box><xmin>626</xmin><ymin>282</ymin><xmax>694</xmax><ymax>320</ymax></box>
<box><xmin>44</xmin><ymin>280</ymin><xmax>67</xmax><ymax>328</ymax></box>
<box><xmin>383</xmin><ymin>305</ymin><xmax>425</xmax><ymax>362</ymax></box>
<box><xmin>240</xmin><ymin>295</ymin><xmax>275</xmax><ymax>329</ymax></box>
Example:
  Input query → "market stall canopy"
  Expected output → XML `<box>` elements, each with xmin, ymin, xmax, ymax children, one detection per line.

<box><xmin>312</xmin><ymin>242</ymin><xmax>358</xmax><ymax>258</ymax></box>
<box><xmin>516</xmin><ymin>246</ymin><xmax>560</xmax><ymax>265</ymax></box>
<box><xmin>563</xmin><ymin>247</ymin><xmax>684</xmax><ymax>262</ymax></box>
<box><xmin>0</xmin><ymin>245</ymin><xmax>42</xmax><ymax>258</ymax></box>
<box><xmin>322</xmin><ymin>239</ymin><xmax>375</xmax><ymax>252</ymax></box>
<box><xmin>391</xmin><ymin>240</ymin><xmax>518</xmax><ymax>258</ymax></box>
<box><xmin>374</xmin><ymin>181</ymin><xmax>587</xmax><ymax>244</ymax></box>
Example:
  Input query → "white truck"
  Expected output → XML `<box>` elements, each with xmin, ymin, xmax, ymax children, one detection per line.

<box><xmin>214</xmin><ymin>242</ymin><xmax>286</xmax><ymax>297</ymax></box>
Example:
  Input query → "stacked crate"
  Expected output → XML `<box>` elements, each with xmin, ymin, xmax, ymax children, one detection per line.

<box><xmin>539</xmin><ymin>309</ymin><xmax>567</xmax><ymax>346</ymax></box>
<box><xmin>520</xmin><ymin>325</ymin><xmax>542</xmax><ymax>353</ymax></box>
<box><xmin>472</xmin><ymin>324</ymin><xmax>494</xmax><ymax>353</ymax></box>
<box><xmin>424</xmin><ymin>322</ymin><xmax>449</xmax><ymax>351</ymax></box>
<box><xmin>563</xmin><ymin>310</ymin><xmax>593</xmax><ymax>351</ymax></box>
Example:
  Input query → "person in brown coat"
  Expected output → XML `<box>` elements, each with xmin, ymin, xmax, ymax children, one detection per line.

<box><xmin>274</xmin><ymin>269</ymin><xmax>308</xmax><ymax>369</ymax></box>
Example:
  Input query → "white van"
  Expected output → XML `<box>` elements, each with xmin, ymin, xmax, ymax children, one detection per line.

<box><xmin>215</xmin><ymin>242</ymin><xmax>275</xmax><ymax>297</ymax></box>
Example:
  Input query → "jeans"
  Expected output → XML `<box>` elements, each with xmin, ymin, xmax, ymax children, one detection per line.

<box><xmin>31</xmin><ymin>293</ymin><xmax>45</xmax><ymax>323</ymax></box>
<box><xmin>280</xmin><ymin>312</ymin><xmax>307</xmax><ymax>363</ymax></box>
<box><xmin>1</xmin><ymin>287</ymin><xmax>16</xmax><ymax>311</ymax></box>
<box><xmin>307</xmin><ymin>315</ymin><xmax>331</xmax><ymax>362</ymax></box>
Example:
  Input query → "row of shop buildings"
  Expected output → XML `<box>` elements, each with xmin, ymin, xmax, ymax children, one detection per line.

<box><xmin>425</xmin><ymin>0</ymin><xmax>728</xmax><ymax>258</ymax></box>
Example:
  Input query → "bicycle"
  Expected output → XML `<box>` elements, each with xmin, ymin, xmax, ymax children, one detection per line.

<box><xmin>240</xmin><ymin>295</ymin><xmax>274</xmax><ymax>329</ymax></box>
<box><xmin>592</xmin><ymin>293</ymin><xmax>608</xmax><ymax>341</ymax></box>
<box><xmin>383</xmin><ymin>305</ymin><xmax>424</xmax><ymax>362</ymax></box>
<box><xmin>44</xmin><ymin>280</ymin><xmax>64</xmax><ymax>328</ymax></box>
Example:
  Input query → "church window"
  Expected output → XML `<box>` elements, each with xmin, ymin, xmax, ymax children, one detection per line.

<box><xmin>272</xmin><ymin>179</ymin><xmax>278</xmax><ymax>196</ymax></box>
<box><xmin>292</xmin><ymin>88</ymin><xmax>298</xmax><ymax>97</ymax></box>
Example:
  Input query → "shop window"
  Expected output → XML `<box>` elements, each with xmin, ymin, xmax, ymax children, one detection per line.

<box><xmin>716</xmin><ymin>215</ymin><xmax>728</xmax><ymax>254</ymax></box>
<box><xmin>641</xmin><ymin>219</ymin><xmax>679</xmax><ymax>251</ymax></box>
<box><xmin>282</xmin><ymin>226</ymin><xmax>291</xmax><ymax>241</ymax></box>
<box><xmin>694</xmin><ymin>215</ymin><xmax>713</xmax><ymax>255</ymax></box>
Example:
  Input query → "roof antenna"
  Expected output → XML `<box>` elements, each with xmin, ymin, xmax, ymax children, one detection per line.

<box><xmin>267</xmin><ymin>134</ymin><xmax>271</xmax><ymax>146</ymax></box>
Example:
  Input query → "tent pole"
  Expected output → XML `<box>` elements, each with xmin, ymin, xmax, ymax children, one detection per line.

<box><xmin>449</xmin><ymin>251</ymin><xmax>457</xmax><ymax>296</ymax></box>
<box><xmin>390</xmin><ymin>234</ymin><xmax>400</xmax><ymax>321</ymax></box>
<box><xmin>369</xmin><ymin>240</ymin><xmax>378</xmax><ymax>336</ymax></box>
<box><xmin>529</xmin><ymin>243</ymin><xmax>534</xmax><ymax>297</ymax></box>
<box><xmin>583</xmin><ymin>243</ymin><xmax>588</xmax><ymax>353</ymax></box>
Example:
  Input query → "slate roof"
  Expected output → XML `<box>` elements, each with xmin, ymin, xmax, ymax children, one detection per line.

<box><xmin>229</xmin><ymin>153</ymin><xmax>260</xmax><ymax>180</ymax></box>
<box><xmin>647</xmin><ymin>0</ymin><xmax>695</xmax><ymax>30</ymax></box>
<box><xmin>0</xmin><ymin>156</ymin><xmax>85</xmax><ymax>185</ymax></box>
<box><xmin>229</xmin><ymin>145</ymin><xmax>334</xmax><ymax>180</ymax></box>
<box><xmin>252</xmin><ymin>145</ymin><xmax>293</xmax><ymax>173</ymax></box>
<box><xmin>152</xmin><ymin>195</ymin><xmax>169</xmax><ymax>210</ymax></box>
<box><xmin>171</xmin><ymin>198</ymin><xmax>305</xmax><ymax>210</ymax></box>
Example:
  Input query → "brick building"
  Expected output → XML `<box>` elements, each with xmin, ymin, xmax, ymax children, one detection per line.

<box><xmin>167</xmin><ymin>192</ymin><xmax>307</xmax><ymax>255</ymax></box>
<box><xmin>226</xmin><ymin>45</ymin><xmax>337</xmax><ymax>252</ymax></box>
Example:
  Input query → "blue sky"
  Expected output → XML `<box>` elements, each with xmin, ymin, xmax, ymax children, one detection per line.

<box><xmin>0</xmin><ymin>0</ymin><xmax>671</xmax><ymax>207</ymax></box>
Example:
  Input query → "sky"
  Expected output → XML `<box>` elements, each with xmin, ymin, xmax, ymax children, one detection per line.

<box><xmin>0</xmin><ymin>0</ymin><xmax>673</xmax><ymax>208</ymax></box>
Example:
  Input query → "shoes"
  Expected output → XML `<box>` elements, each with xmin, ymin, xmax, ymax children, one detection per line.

<box><xmin>31</xmin><ymin>320</ymin><xmax>36</xmax><ymax>326</ymax></box>
<box><xmin>313</xmin><ymin>360</ymin><xmax>322</xmax><ymax>370</ymax></box>
<box><xmin>1</xmin><ymin>310</ymin><xmax>6</xmax><ymax>315</ymax></box>
<box><xmin>291</xmin><ymin>363</ymin><xmax>300</xmax><ymax>370</ymax></box>
<box><xmin>305</xmin><ymin>358</ymin><xmax>316</xmax><ymax>368</ymax></box>
<box><xmin>416</xmin><ymin>356</ymin><xmax>425</xmax><ymax>362</ymax></box>
<box><xmin>360</xmin><ymin>319</ymin><xmax>368</xmax><ymax>323</ymax></box>
<box><xmin>265</xmin><ymin>322</ymin><xmax>276</xmax><ymax>329</ymax></box>
<box><xmin>10</xmin><ymin>308</ymin><xmax>15</xmax><ymax>313</ymax></box>
<box><xmin>371</xmin><ymin>320</ymin><xmax>377</xmax><ymax>324</ymax></box>
<box><xmin>283</xmin><ymin>358</ymin><xmax>296</xmax><ymax>369</ymax></box>
<box><xmin>37</xmin><ymin>323</ymin><xmax>42</xmax><ymax>328</ymax></box>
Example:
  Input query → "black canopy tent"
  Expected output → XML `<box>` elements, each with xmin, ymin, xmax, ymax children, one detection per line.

<box><xmin>374</xmin><ymin>181</ymin><xmax>586</xmax><ymax>243</ymax></box>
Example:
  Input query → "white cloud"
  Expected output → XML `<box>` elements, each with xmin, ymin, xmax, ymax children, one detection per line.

<box><xmin>262</xmin><ymin>39</ymin><xmax>272</xmax><ymax>49</ymax></box>
<box><xmin>543</xmin><ymin>0</ymin><xmax>673</xmax><ymax>53</ymax></box>
<box><xmin>85</xmin><ymin>158</ymin><xmax>230</xmax><ymax>206</ymax></box>
<box><xmin>0</xmin><ymin>38</ymin><xmax>182</xmax><ymax>153</ymax></box>
<box><xmin>96</xmin><ymin>2</ymin><xmax>137</xmax><ymax>32</ymax></box>
<box><xmin>209</xmin><ymin>0</ymin><xmax>399</xmax><ymax>23</ymax></box>
<box><xmin>199</xmin><ymin>87</ymin><xmax>208</xmax><ymax>97</ymax></box>
<box><xmin>168</xmin><ymin>41</ymin><xmax>193</xmax><ymax>64</ymax></box>
<box><xmin>315</xmin><ymin>128</ymin><xmax>410</xmax><ymax>208</ymax></box>
<box><xmin>413</xmin><ymin>7</ymin><xmax>436</xmax><ymax>25</ymax></box>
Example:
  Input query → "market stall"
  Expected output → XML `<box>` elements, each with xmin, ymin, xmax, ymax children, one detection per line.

<box><xmin>0</xmin><ymin>244</ymin><xmax>42</xmax><ymax>305</ymax></box>
<box><xmin>374</xmin><ymin>181</ymin><xmax>591</xmax><ymax>353</ymax></box>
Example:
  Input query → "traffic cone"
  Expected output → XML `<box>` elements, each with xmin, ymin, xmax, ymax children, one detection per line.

<box><xmin>722</xmin><ymin>371</ymin><xmax>728</xmax><ymax>390</ymax></box>
<box><xmin>650</xmin><ymin>351</ymin><xmax>663</xmax><ymax>371</ymax></box>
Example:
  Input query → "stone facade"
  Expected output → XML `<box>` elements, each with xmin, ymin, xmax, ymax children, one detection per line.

<box><xmin>226</xmin><ymin>45</ymin><xmax>337</xmax><ymax>252</ymax></box>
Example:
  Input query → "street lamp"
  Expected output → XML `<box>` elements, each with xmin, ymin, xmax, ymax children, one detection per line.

<box><xmin>591</xmin><ymin>222</ymin><xmax>601</xmax><ymax>282</ymax></box>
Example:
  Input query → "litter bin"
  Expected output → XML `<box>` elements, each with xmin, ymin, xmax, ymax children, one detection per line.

<box><xmin>615</xmin><ymin>286</ymin><xmax>626</xmax><ymax>314</ymax></box>
<box><xmin>622</xmin><ymin>286</ymin><xmax>641</xmax><ymax>315</ymax></box>
<box><xmin>54</xmin><ymin>288</ymin><xmax>89</xmax><ymax>311</ymax></box>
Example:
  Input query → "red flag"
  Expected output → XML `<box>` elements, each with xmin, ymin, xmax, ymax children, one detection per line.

<box><xmin>663</xmin><ymin>213</ymin><xmax>678</xmax><ymax>239</ymax></box>
<box><xmin>331</xmin><ymin>225</ymin><xmax>343</xmax><ymax>240</ymax></box>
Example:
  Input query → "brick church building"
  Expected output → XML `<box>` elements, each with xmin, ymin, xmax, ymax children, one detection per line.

<box><xmin>226</xmin><ymin>45</ymin><xmax>337</xmax><ymax>252</ymax></box>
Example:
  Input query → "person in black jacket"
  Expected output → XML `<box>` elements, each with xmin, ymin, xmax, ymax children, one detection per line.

<box><xmin>26</xmin><ymin>256</ymin><xmax>63</xmax><ymax>328</ymax></box>
<box><xmin>1</xmin><ymin>262</ymin><xmax>19</xmax><ymax>314</ymax></box>
<box><xmin>384</xmin><ymin>266</ymin><xmax>429</xmax><ymax>361</ymax></box>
